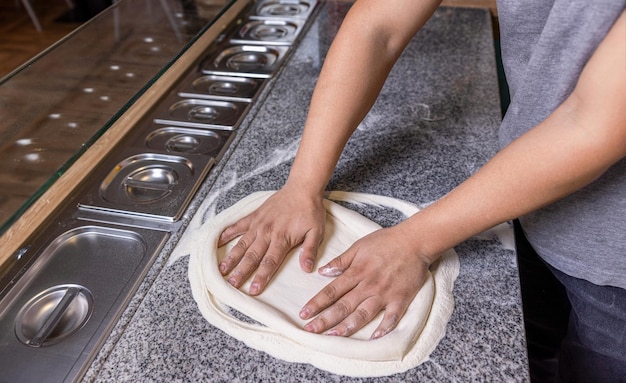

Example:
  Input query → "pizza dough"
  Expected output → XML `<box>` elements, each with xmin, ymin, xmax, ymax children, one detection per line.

<box><xmin>188</xmin><ymin>191</ymin><xmax>459</xmax><ymax>377</ymax></box>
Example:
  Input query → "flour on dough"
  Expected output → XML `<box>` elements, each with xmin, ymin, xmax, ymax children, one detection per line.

<box><xmin>188</xmin><ymin>191</ymin><xmax>459</xmax><ymax>377</ymax></box>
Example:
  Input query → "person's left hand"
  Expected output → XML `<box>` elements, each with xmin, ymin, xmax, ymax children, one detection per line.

<box><xmin>298</xmin><ymin>222</ymin><xmax>434</xmax><ymax>339</ymax></box>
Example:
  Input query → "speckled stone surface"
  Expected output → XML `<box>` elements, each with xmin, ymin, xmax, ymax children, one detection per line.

<box><xmin>83</xmin><ymin>3</ymin><xmax>529</xmax><ymax>382</ymax></box>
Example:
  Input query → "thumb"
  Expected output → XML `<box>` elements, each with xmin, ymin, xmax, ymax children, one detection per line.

<box><xmin>318</xmin><ymin>247</ymin><xmax>355</xmax><ymax>277</ymax></box>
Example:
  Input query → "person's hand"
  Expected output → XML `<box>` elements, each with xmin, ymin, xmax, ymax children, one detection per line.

<box><xmin>298</xmin><ymin>223</ymin><xmax>433</xmax><ymax>339</ymax></box>
<box><xmin>217</xmin><ymin>187</ymin><xmax>326</xmax><ymax>296</ymax></box>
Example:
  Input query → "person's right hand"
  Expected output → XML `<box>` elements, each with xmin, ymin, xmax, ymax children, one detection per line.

<box><xmin>217</xmin><ymin>186</ymin><xmax>326</xmax><ymax>296</ymax></box>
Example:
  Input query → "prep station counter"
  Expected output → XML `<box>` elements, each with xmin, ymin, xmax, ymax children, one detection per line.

<box><xmin>0</xmin><ymin>0</ymin><xmax>529</xmax><ymax>381</ymax></box>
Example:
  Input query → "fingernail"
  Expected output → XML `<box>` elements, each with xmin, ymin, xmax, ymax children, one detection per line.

<box><xmin>325</xmin><ymin>329</ymin><xmax>339</xmax><ymax>336</ymax></box>
<box><xmin>303</xmin><ymin>323</ymin><xmax>316</xmax><ymax>332</ymax></box>
<box><xmin>299</xmin><ymin>307</ymin><xmax>310</xmax><ymax>319</ymax></box>
<box><xmin>218</xmin><ymin>232</ymin><xmax>227</xmax><ymax>244</ymax></box>
<box><xmin>371</xmin><ymin>329</ymin><xmax>387</xmax><ymax>340</ymax></box>
<box><xmin>227</xmin><ymin>277</ymin><xmax>237</xmax><ymax>286</ymax></box>
<box><xmin>320</xmin><ymin>266</ymin><xmax>342</xmax><ymax>277</ymax></box>
<box><xmin>219</xmin><ymin>262</ymin><xmax>227</xmax><ymax>274</ymax></box>
<box><xmin>249</xmin><ymin>283</ymin><xmax>259</xmax><ymax>295</ymax></box>
<box><xmin>304</xmin><ymin>258</ymin><xmax>314</xmax><ymax>272</ymax></box>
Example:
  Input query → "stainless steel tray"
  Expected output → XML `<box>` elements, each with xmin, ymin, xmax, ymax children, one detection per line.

<box><xmin>153</xmin><ymin>96</ymin><xmax>251</xmax><ymax>130</ymax></box>
<box><xmin>0</xmin><ymin>219</ymin><xmax>169</xmax><ymax>383</ymax></box>
<box><xmin>200</xmin><ymin>44</ymin><xmax>290</xmax><ymax>78</ymax></box>
<box><xmin>252</xmin><ymin>0</ymin><xmax>318</xmax><ymax>19</ymax></box>
<box><xmin>0</xmin><ymin>2</ymin><xmax>322</xmax><ymax>382</ymax></box>
<box><xmin>230</xmin><ymin>18</ymin><xmax>304</xmax><ymax>45</ymax></box>
<box><xmin>178</xmin><ymin>74</ymin><xmax>265</xmax><ymax>102</ymax></box>
<box><xmin>142</xmin><ymin>126</ymin><xmax>234</xmax><ymax>158</ymax></box>
<box><xmin>78</xmin><ymin>150</ymin><xmax>214</xmax><ymax>222</ymax></box>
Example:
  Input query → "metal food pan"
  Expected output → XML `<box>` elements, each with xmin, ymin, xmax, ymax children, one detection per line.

<box><xmin>178</xmin><ymin>74</ymin><xmax>265</xmax><ymax>102</ymax></box>
<box><xmin>0</xmin><ymin>219</ymin><xmax>169</xmax><ymax>383</ymax></box>
<box><xmin>229</xmin><ymin>18</ymin><xmax>305</xmax><ymax>45</ymax></box>
<box><xmin>78</xmin><ymin>149</ymin><xmax>213</xmax><ymax>222</ymax></box>
<box><xmin>153</xmin><ymin>97</ymin><xmax>251</xmax><ymax>130</ymax></box>
<box><xmin>200</xmin><ymin>44</ymin><xmax>290</xmax><ymax>79</ymax></box>
<box><xmin>252</xmin><ymin>0</ymin><xmax>318</xmax><ymax>19</ymax></box>
<box><xmin>141</xmin><ymin>126</ymin><xmax>234</xmax><ymax>160</ymax></box>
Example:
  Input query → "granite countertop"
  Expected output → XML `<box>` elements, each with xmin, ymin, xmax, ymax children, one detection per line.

<box><xmin>84</xmin><ymin>3</ymin><xmax>529</xmax><ymax>381</ymax></box>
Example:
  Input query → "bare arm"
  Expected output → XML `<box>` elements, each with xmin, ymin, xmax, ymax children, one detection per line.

<box><xmin>301</xmin><ymin>10</ymin><xmax>626</xmax><ymax>338</ymax></box>
<box><xmin>287</xmin><ymin>0</ymin><xmax>443</xmax><ymax>198</ymax></box>
<box><xmin>406</xmin><ymin>9</ymin><xmax>626</xmax><ymax>260</ymax></box>
<box><xmin>218</xmin><ymin>0</ymin><xmax>442</xmax><ymax>294</ymax></box>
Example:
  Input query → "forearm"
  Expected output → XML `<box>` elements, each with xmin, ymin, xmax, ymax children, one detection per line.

<box><xmin>286</xmin><ymin>0</ymin><xmax>442</xmax><ymax>196</ymax></box>
<box><xmin>405</xmin><ymin>11</ymin><xmax>626</xmax><ymax>261</ymax></box>
<box><xmin>408</xmin><ymin>99</ymin><xmax>624</xmax><ymax>261</ymax></box>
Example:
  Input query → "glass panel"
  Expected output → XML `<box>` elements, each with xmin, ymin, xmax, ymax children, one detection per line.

<box><xmin>0</xmin><ymin>0</ymin><xmax>235</xmax><ymax>234</ymax></box>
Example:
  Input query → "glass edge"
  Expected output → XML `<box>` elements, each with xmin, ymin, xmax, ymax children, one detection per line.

<box><xmin>0</xmin><ymin>0</ymin><xmax>238</xmax><ymax>237</ymax></box>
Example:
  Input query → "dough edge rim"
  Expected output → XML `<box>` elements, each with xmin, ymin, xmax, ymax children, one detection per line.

<box><xmin>188</xmin><ymin>191</ymin><xmax>460</xmax><ymax>377</ymax></box>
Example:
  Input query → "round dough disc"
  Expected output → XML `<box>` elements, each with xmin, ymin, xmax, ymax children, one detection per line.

<box><xmin>188</xmin><ymin>191</ymin><xmax>459</xmax><ymax>377</ymax></box>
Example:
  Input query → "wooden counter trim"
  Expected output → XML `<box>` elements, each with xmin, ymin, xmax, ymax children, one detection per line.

<box><xmin>0</xmin><ymin>0</ymin><xmax>250</xmax><ymax>266</ymax></box>
<box><xmin>441</xmin><ymin>0</ymin><xmax>497</xmax><ymax>16</ymax></box>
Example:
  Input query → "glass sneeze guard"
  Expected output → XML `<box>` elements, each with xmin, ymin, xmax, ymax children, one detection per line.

<box><xmin>0</xmin><ymin>0</ymin><xmax>235</xmax><ymax>235</ymax></box>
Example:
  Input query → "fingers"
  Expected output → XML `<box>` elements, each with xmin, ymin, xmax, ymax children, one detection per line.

<box><xmin>304</xmin><ymin>291</ymin><xmax>384</xmax><ymax>337</ymax></box>
<box><xmin>218</xmin><ymin>217</ymin><xmax>256</xmax><ymax>277</ymax></box>
<box><xmin>302</xmin><ymin>283</ymin><xmax>410</xmax><ymax>338</ymax></box>
<box><xmin>219</xmin><ymin>230</ymin><xmax>270</xmax><ymax>289</ymax></box>
<box><xmin>299</xmin><ymin>230</ymin><xmax>425</xmax><ymax>339</ymax></box>
<box><xmin>299</xmin><ymin>231</ymin><xmax>323</xmax><ymax>273</ymax></box>
<box><xmin>219</xmin><ymin>222</ymin><xmax>323</xmax><ymax>295</ymax></box>
<box><xmin>248</xmin><ymin>239</ymin><xmax>292</xmax><ymax>295</ymax></box>
<box><xmin>370</xmin><ymin>302</ymin><xmax>404</xmax><ymax>339</ymax></box>
<box><xmin>299</xmin><ymin>251</ymin><xmax>357</xmax><ymax>325</ymax></box>
<box><xmin>216</xmin><ymin>190</ymin><xmax>327</xmax><ymax>298</ymax></box>
<box><xmin>318</xmin><ymin>252</ymin><xmax>350</xmax><ymax>277</ymax></box>
<box><xmin>218</xmin><ymin>219</ymin><xmax>248</xmax><ymax>247</ymax></box>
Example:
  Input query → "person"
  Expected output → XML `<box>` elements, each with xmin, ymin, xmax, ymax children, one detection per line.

<box><xmin>216</xmin><ymin>0</ymin><xmax>626</xmax><ymax>381</ymax></box>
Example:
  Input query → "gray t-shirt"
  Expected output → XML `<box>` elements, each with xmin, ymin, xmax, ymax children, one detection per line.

<box><xmin>497</xmin><ymin>0</ymin><xmax>626</xmax><ymax>289</ymax></box>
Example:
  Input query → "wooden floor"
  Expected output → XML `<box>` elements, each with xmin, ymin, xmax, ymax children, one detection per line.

<box><xmin>0</xmin><ymin>0</ymin><xmax>497</xmax><ymax>80</ymax></box>
<box><xmin>0</xmin><ymin>0</ymin><xmax>81</xmax><ymax>79</ymax></box>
